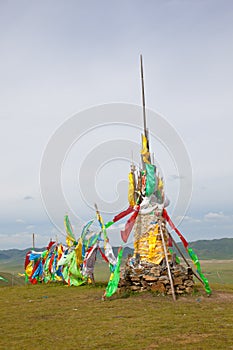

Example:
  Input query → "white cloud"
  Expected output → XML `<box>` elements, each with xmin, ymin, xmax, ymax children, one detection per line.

<box><xmin>26</xmin><ymin>225</ymin><xmax>35</xmax><ymax>230</ymax></box>
<box><xmin>16</xmin><ymin>219</ymin><xmax>25</xmax><ymax>224</ymax></box>
<box><xmin>0</xmin><ymin>232</ymin><xmax>54</xmax><ymax>250</ymax></box>
<box><xmin>23</xmin><ymin>196</ymin><xmax>34</xmax><ymax>201</ymax></box>
<box><xmin>204</xmin><ymin>212</ymin><xmax>230</xmax><ymax>221</ymax></box>
<box><xmin>176</xmin><ymin>215</ymin><xmax>201</xmax><ymax>223</ymax></box>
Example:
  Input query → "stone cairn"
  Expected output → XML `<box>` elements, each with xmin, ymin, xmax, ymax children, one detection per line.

<box><xmin>118</xmin><ymin>258</ymin><xmax>195</xmax><ymax>295</ymax></box>
<box><xmin>118</xmin><ymin>211</ymin><xmax>195</xmax><ymax>296</ymax></box>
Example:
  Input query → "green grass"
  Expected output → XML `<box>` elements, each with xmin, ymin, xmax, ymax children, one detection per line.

<box><xmin>198</xmin><ymin>260</ymin><xmax>233</xmax><ymax>284</ymax></box>
<box><xmin>0</xmin><ymin>283</ymin><xmax>233</xmax><ymax>350</ymax></box>
<box><xmin>0</xmin><ymin>260</ymin><xmax>232</xmax><ymax>349</ymax></box>
<box><xmin>1</xmin><ymin>245</ymin><xmax>232</xmax><ymax>348</ymax></box>
<box><xmin>1</xmin><ymin>258</ymin><xmax>232</xmax><ymax>286</ymax></box>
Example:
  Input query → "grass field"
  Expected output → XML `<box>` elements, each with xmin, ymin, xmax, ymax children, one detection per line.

<box><xmin>198</xmin><ymin>260</ymin><xmax>233</xmax><ymax>285</ymax></box>
<box><xmin>0</xmin><ymin>283</ymin><xmax>233</xmax><ymax>350</ymax></box>
<box><xmin>0</xmin><ymin>260</ymin><xmax>233</xmax><ymax>349</ymax></box>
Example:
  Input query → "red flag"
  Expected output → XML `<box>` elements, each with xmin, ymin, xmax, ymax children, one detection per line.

<box><xmin>29</xmin><ymin>260</ymin><xmax>40</xmax><ymax>284</ymax></box>
<box><xmin>121</xmin><ymin>206</ymin><xmax>140</xmax><ymax>243</ymax></box>
<box><xmin>98</xmin><ymin>247</ymin><xmax>109</xmax><ymax>263</ymax></box>
<box><xmin>47</xmin><ymin>241</ymin><xmax>56</xmax><ymax>251</ymax></box>
<box><xmin>113</xmin><ymin>206</ymin><xmax>134</xmax><ymax>223</ymax></box>
<box><xmin>162</xmin><ymin>209</ymin><xmax>188</xmax><ymax>248</ymax></box>
<box><xmin>24</xmin><ymin>251</ymin><xmax>31</xmax><ymax>270</ymax></box>
<box><xmin>168</xmin><ymin>236</ymin><xmax>173</xmax><ymax>247</ymax></box>
<box><xmin>49</xmin><ymin>254</ymin><xmax>55</xmax><ymax>272</ymax></box>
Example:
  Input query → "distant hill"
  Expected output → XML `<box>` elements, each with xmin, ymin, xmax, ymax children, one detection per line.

<box><xmin>0</xmin><ymin>248</ymin><xmax>30</xmax><ymax>273</ymax></box>
<box><xmin>0</xmin><ymin>238</ymin><xmax>232</xmax><ymax>275</ymax></box>
<box><xmin>180</xmin><ymin>238</ymin><xmax>233</xmax><ymax>260</ymax></box>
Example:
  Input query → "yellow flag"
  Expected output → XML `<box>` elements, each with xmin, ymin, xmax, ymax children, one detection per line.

<box><xmin>141</xmin><ymin>134</ymin><xmax>150</xmax><ymax>164</ymax></box>
<box><xmin>75</xmin><ymin>238</ymin><xmax>83</xmax><ymax>266</ymax></box>
<box><xmin>128</xmin><ymin>172</ymin><xmax>135</xmax><ymax>206</ymax></box>
<box><xmin>25</xmin><ymin>261</ymin><xmax>33</xmax><ymax>276</ymax></box>
<box><xmin>66</xmin><ymin>236</ymin><xmax>74</xmax><ymax>248</ymax></box>
<box><xmin>158</xmin><ymin>177</ymin><xmax>164</xmax><ymax>190</ymax></box>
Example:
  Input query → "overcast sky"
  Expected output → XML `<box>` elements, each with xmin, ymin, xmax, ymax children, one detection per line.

<box><xmin>0</xmin><ymin>0</ymin><xmax>233</xmax><ymax>249</ymax></box>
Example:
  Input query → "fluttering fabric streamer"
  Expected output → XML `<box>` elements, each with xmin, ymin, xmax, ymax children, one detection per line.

<box><xmin>81</xmin><ymin>220</ymin><xmax>100</xmax><ymax>259</ymax></box>
<box><xmin>64</xmin><ymin>215</ymin><xmax>76</xmax><ymax>247</ymax></box>
<box><xmin>162</xmin><ymin>209</ymin><xmax>188</xmax><ymax>248</ymax></box>
<box><xmin>145</xmin><ymin>163</ymin><xmax>156</xmax><ymax>197</ymax></box>
<box><xmin>47</xmin><ymin>241</ymin><xmax>56</xmax><ymax>251</ymax></box>
<box><xmin>141</xmin><ymin>171</ymin><xmax>146</xmax><ymax>195</ymax></box>
<box><xmin>112</xmin><ymin>206</ymin><xmax>134</xmax><ymax>223</ymax></box>
<box><xmin>25</xmin><ymin>214</ymin><xmax>102</xmax><ymax>287</ymax></box>
<box><xmin>105</xmin><ymin>248</ymin><xmax>123</xmax><ymax>298</ymax></box>
<box><xmin>158</xmin><ymin>177</ymin><xmax>163</xmax><ymax>191</ymax></box>
<box><xmin>62</xmin><ymin>250</ymin><xmax>85</xmax><ymax>286</ymax></box>
<box><xmin>25</xmin><ymin>260</ymin><xmax>33</xmax><ymax>282</ymax></box>
<box><xmin>81</xmin><ymin>220</ymin><xmax>94</xmax><ymax>241</ymax></box>
<box><xmin>96</xmin><ymin>208</ymin><xmax>108</xmax><ymax>246</ymax></box>
<box><xmin>0</xmin><ymin>276</ymin><xmax>8</xmax><ymax>282</ymax></box>
<box><xmin>187</xmin><ymin>248</ymin><xmax>211</xmax><ymax>295</ymax></box>
<box><xmin>104</xmin><ymin>241</ymin><xmax>117</xmax><ymax>265</ymax></box>
<box><xmin>105</xmin><ymin>206</ymin><xmax>134</xmax><ymax>229</ymax></box>
<box><xmin>83</xmin><ymin>244</ymin><xmax>98</xmax><ymax>278</ymax></box>
<box><xmin>155</xmin><ymin>177</ymin><xmax>164</xmax><ymax>203</ymax></box>
<box><xmin>121</xmin><ymin>205</ymin><xmax>140</xmax><ymax>243</ymax></box>
<box><xmin>128</xmin><ymin>172</ymin><xmax>135</xmax><ymax>206</ymax></box>
<box><xmin>163</xmin><ymin>209</ymin><xmax>211</xmax><ymax>295</ymax></box>
<box><xmin>30</xmin><ymin>260</ymin><xmax>43</xmax><ymax>284</ymax></box>
<box><xmin>98</xmin><ymin>247</ymin><xmax>109</xmax><ymax>263</ymax></box>
<box><xmin>75</xmin><ymin>239</ymin><xmax>83</xmax><ymax>266</ymax></box>
<box><xmin>141</xmin><ymin>134</ymin><xmax>150</xmax><ymax>164</ymax></box>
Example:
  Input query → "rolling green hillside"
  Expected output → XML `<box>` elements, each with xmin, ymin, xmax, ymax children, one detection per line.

<box><xmin>0</xmin><ymin>248</ymin><xmax>29</xmax><ymax>273</ymax></box>
<box><xmin>0</xmin><ymin>238</ymin><xmax>232</xmax><ymax>276</ymax></box>
<box><xmin>177</xmin><ymin>238</ymin><xmax>233</xmax><ymax>260</ymax></box>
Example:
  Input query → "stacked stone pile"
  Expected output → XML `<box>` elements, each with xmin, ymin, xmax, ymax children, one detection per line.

<box><xmin>118</xmin><ymin>259</ymin><xmax>195</xmax><ymax>295</ymax></box>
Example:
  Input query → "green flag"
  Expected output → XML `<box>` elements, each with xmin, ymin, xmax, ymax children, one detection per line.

<box><xmin>145</xmin><ymin>163</ymin><xmax>156</xmax><ymax>197</ymax></box>
<box><xmin>188</xmin><ymin>248</ymin><xmax>211</xmax><ymax>295</ymax></box>
<box><xmin>105</xmin><ymin>248</ymin><xmax>123</xmax><ymax>298</ymax></box>
<box><xmin>0</xmin><ymin>276</ymin><xmax>8</xmax><ymax>282</ymax></box>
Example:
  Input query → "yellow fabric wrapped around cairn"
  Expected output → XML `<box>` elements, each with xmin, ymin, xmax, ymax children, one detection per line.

<box><xmin>134</xmin><ymin>215</ymin><xmax>171</xmax><ymax>264</ymax></box>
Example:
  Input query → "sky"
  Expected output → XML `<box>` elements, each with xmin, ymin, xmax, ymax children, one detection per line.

<box><xmin>0</xmin><ymin>0</ymin><xmax>233</xmax><ymax>249</ymax></box>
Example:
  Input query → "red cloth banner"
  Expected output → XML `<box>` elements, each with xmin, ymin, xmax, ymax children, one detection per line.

<box><xmin>121</xmin><ymin>205</ymin><xmax>140</xmax><ymax>243</ymax></box>
<box><xmin>162</xmin><ymin>209</ymin><xmax>188</xmax><ymax>248</ymax></box>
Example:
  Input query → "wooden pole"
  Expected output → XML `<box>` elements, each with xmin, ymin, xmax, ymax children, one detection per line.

<box><xmin>140</xmin><ymin>54</ymin><xmax>147</xmax><ymax>140</ymax></box>
<box><xmin>168</xmin><ymin>231</ymin><xmax>204</xmax><ymax>286</ymax></box>
<box><xmin>32</xmin><ymin>233</ymin><xmax>35</xmax><ymax>249</ymax></box>
<box><xmin>94</xmin><ymin>203</ymin><xmax>99</xmax><ymax>215</ymax></box>
<box><xmin>140</xmin><ymin>55</ymin><xmax>151</xmax><ymax>167</ymax></box>
<box><xmin>159</xmin><ymin>221</ymin><xmax>176</xmax><ymax>301</ymax></box>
